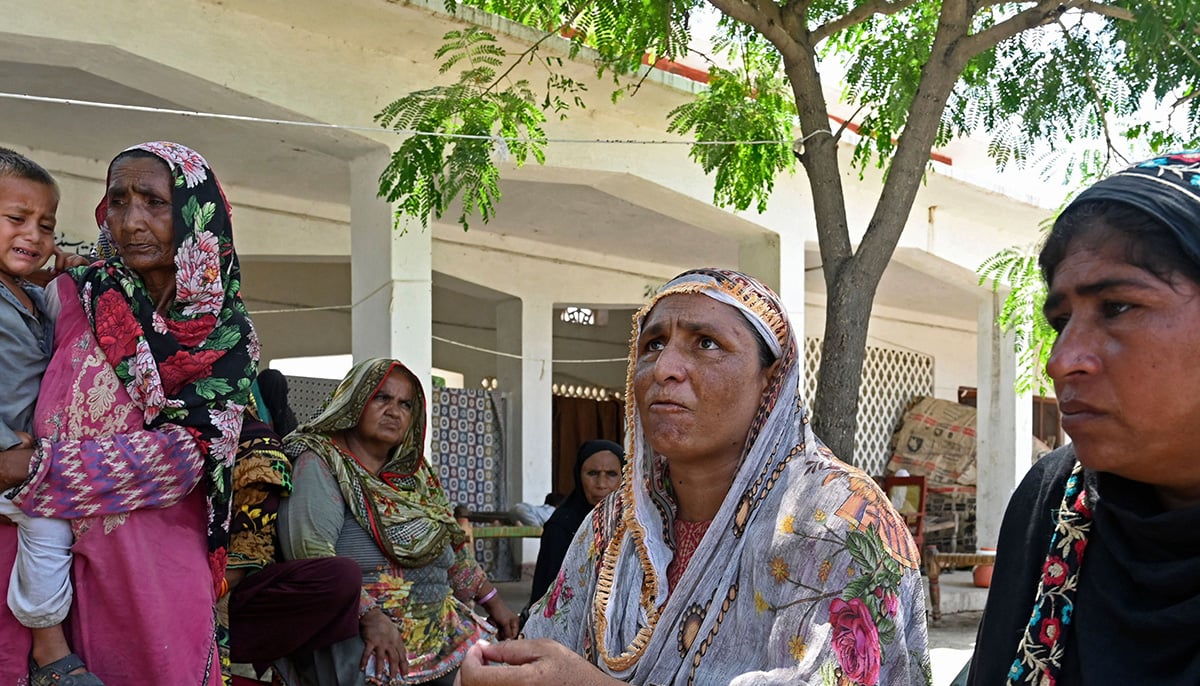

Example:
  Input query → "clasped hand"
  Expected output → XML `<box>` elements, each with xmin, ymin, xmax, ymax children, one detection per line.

<box><xmin>455</xmin><ymin>638</ymin><xmax>619</xmax><ymax>686</ymax></box>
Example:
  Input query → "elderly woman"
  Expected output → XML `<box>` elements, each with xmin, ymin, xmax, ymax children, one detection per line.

<box><xmin>0</xmin><ymin>142</ymin><xmax>257</xmax><ymax>684</ymax></box>
<box><xmin>461</xmin><ymin>269</ymin><xmax>929</xmax><ymax>685</ymax></box>
<box><xmin>279</xmin><ymin>358</ymin><xmax>519</xmax><ymax>685</ymax></box>
<box><xmin>528</xmin><ymin>439</ymin><xmax>624</xmax><ymax>606</ymax></box>
<box><xmin>969</xmin><ymin>153</ymin><xmax>1200</xmax><ymax>684</ymax></box>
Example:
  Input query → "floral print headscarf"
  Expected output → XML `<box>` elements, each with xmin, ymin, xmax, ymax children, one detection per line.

<box><xmin>522</xmin><ymin>268</ymin><xmax>930</xmax><ymax>685</ymax></box>
<box><xmin>72</xmin><ymin>141</ymin><xmax>258</xmax><ymax>591</ymax></box>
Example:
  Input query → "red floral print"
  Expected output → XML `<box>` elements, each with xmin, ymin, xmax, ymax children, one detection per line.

<box><xmin>828</xmin><ymin>597</ymin><xmax>881</xmax><ymax>685</ymax></box>
<box><xmin>93</xmin><ymin>289</ymin><xmax>142</xmax><ymax>362</ymax></box>
<box><xmin>158</xmin><ymin>346</ymin><xmax>224</xmax><ymax>396</ymax></box>
<box><xmin>167</xmin><ymin>313</ymin><xmax>217</xmax><ymax>347</ymax></box>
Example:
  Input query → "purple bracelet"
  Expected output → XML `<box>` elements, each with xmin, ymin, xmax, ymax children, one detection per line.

<box><xmin>477</xmin><ymin>587</ymin><xmax>498</xmax><ymax>605</ymax></box>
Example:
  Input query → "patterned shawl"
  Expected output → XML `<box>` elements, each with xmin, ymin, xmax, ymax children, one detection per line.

<box><xmin>282</xmin><ymin>358</ymin><xmax>467</xmax><ymax>568</ymax></box>
<box><xmin>72</xmin><ymin>141</ymin><xmax>258</xmax><ymax>590</ymax></box>
<box><xmin>523</xmin><ymin>269</ymin><xmax>930</xmax><ymax>685</ymax></box>
<box><xmin>1064</xmin><ymin>150</ymin><xmax>1200</xmax><ymax>267</ymax></box>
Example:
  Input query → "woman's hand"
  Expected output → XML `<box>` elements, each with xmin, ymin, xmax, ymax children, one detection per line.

<box><xmin>359</xmin><ymin>607</ymin><xmax>407</xmax><ymax>682</ymax></box>
<box><xmin>482</xmin><ymin>595</ymin><xmax>520</xmax><ymax>639</ymax></box>
<box><xmin>456</xmin><ymin>639</ymin><xmax>620</xmax><ymax>686</ymax></box>
<box><xmin>0</xmin><ymin>448</ymin><xmax>35</xmax><ymax>491</ymax></box>
<box><xmin>53</xmin><ymin>249</ymin><xmax>91</xmax><ymax>271</ymax></box>
<box><xmin>22</xmin><ymin>248</ymin><xmax>90</xmax><ymax>287</ymax></box>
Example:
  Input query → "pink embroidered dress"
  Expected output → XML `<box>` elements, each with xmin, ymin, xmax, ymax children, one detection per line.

<box><xmin>0</xmin><ymin>276</ymin><xmax>218</xmax><ymax>684</ymax></box>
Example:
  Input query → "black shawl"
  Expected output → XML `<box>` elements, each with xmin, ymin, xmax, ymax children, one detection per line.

<box><xmin>969</xmin><ymin>446</ymin><xmax>1200</xmax><ymax>684</ymax></box>
<box><xmin>528</xmin><ymin>439</ymin><xmax>624</xmax><ymax>605</ymax></box>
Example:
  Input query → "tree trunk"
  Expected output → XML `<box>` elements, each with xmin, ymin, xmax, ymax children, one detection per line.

<box><xmin>716</xmin><ymin>0</ymin><xmax>972</xmax><ymax>464</ymax></box>
<box><xmin>810</xmin><ymin>270</ymin><xmax>877</xmax><ymax>463</ymax></box>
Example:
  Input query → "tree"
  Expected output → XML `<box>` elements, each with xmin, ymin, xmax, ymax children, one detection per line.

<box><xmin>376</xmin><ymin>0</ymin><xmax>1200</xmax><ymax>463</ymax></box>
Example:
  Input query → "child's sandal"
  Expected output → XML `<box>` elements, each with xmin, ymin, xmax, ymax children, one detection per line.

<box><xmin>28</xmin><ymin>652</ymin><xmax>105</xmax><ymax>686</ymax></box>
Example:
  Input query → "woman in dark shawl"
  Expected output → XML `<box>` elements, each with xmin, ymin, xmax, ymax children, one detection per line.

<box><xmin>256</xmin><ymin>369</ymin><xmax>298</xmax><ymax>437</ymax></box>
<box><xmin>969</xmin><ymin>152</ymin><xmax>1200</xmax><ymax>685</ymax></box>
<box><xmin>529</xmin><ymin>440</ymin><xmax>624</xmax><ymax>606</ymax></box>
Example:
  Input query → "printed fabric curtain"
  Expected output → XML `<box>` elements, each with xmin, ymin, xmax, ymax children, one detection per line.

<box><xmin>429</xmin><ymin>388</ymin><xmax>512</xmax><ymax>578</ymax></box>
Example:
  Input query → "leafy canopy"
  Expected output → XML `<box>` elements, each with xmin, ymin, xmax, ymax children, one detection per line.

<box><xmin>385</xmin><ymin>1</ymin><xmax>1200</xmax><ymax>233</ymax></box>
<box><xmin>378</xmin><ymin>0</ymin><xmax>1200</xmax><ymax>451</ymax></box>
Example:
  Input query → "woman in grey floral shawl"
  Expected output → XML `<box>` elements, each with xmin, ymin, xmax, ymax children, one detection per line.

<box><xmin>460</xmin><ymin>268</ymin><xmax>930</xmax><ymax>686</ymax></box>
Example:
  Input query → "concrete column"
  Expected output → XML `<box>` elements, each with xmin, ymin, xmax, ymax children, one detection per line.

<box><xmin>737</xmin><ymin>233</ymin><xmax>782</xmax><ymax>294</ymax></box>
<box><xmin>975</xmin><ymin>292</ymin><xmax>1032</xmax><ymax>549</ymax></box>
<box><xmin>349</xmin><ymin>150</ymin><xmax>432</xmax><ymax>385</ymax></box>
<box><xmin>775</xmin><ymin>231</ymin><xmax>806</xmax><ymax>350</ymax></box>
<box><xmin>518</xmin><ymin>296</ymin><xmax>555</xmax><ymax>562</ymax></box>
<box><xmin>495</xmin><ymin>299</ymin><xmax>523</xmax><ymax>511</ymax></box>
<box><xmin>495</xmin><ymin>297</ymin><xmax>554</xmax><ymax>563</ymax></box>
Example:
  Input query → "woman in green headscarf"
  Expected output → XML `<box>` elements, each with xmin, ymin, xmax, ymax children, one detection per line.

<box><xmin>278</xmin><ymin>358</ymin><xmax>518</xmax><ymax>686</ymax></box>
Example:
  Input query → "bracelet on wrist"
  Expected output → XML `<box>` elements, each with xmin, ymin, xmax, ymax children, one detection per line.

<box><xmin>476</xmin><ymin>587</ymin><xmax>498</xmax><ymax>605</ymax></box>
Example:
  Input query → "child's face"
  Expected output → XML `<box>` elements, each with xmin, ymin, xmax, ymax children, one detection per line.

<box><xmin>0</xmin><ymin>176</ymin><xmax>57</xmax><ymax>281</ymax></box>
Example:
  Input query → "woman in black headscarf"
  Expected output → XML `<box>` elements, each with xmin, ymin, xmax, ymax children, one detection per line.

<box><xmin>969</xmin><ymin>152</ymin><xmax>1200</xmax><ymax>684</ymax></box>
<box><xmin>528</xmin><ymin>440</ymin><xmax>624</xmax><ymax>606</ymax></box>
<box><xmin>256</xmin><ymin>369</ymin><xmax>298</xmax><ymax>437</ymax></box>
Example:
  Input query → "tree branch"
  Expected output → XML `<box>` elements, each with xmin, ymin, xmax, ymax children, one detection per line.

<box><xmin>783</xmin><ymin>0</ymin><xmax>814</xmax><ymax>21</ymax></box>
<box><xmin>707</xmin><ymin>0</ymin><xmax>800</xmax><ymax>58</ymax></box>
<box><xmin>957</xmin><ymin>0</ymin><xmax>1080</xmax><ymax>59</ymax></box>
<box><xmin>831</xmin><ymin>102</ymin><xmax>869</xmax><ymax>143</ymax></box>
<box><xmin>1057</xmin><ymin>18</ymin><xmax>1129</xmax><ymax>172</ymax></box>
<box><xmin>812</xmin><ymin>0</ymin><xmax>921</xmax><ymax>44</ymax></box>
<box><xmin>855</xmin><ymin>0</ymin><xmax>971</xmax><ymax>271</ymax></box>
<box><xmin>1077</xmin><ymin>1</ymin><xmax>1133</xmax><ymax>21</ymax></box>
<box><xmin>485</xmin><ymin>1</ymin><xmax>595</xmax><ymax>95</ymax></box>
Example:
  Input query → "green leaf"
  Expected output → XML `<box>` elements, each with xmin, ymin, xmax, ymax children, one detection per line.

<box><xmin>196</xmin><ymin>201</ymin><xmax>216</xmax><ymax>232</ymax></box>
<box><xmin>375</xmin><ymin>27</ymin><xmax>548</xmax><ymax>230</ymax></box>
<box><xmin>845</xmin><ymin>527</ymin><xmax>884</xmax><ymax>571</ymax></box>
<box><xmin>193</xmin><ymin>377</ymin><xmax>233</xmax><ymax>401</ymax></box>
<box><xmin>842</xmin><ymin>574</ymin><xmax>872</xmax><ymax>602</ymax></box>
<box><xmin>182</xmin><ymin>196</ymin><xmax>201</xmax><ymax>231</ymax></box>
<box><xmin>204</xmin><ymin>325</ymin><xmax>242</xmax><ymax>351</ymax></box>
<box><xmin>876</xmin><ymin>613</ymin><xmax>897</xmax><ymax>647</ymax></box>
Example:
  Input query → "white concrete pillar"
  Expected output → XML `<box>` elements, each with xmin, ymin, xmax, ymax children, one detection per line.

<box><xmin>975</xmin><ymin>292</ymin><xmax>1032</xmax><ymax>549</ymax></box>
<box><xmin>738</xmin><ymin>233</ymin><xmax>782</xmax><ymax>294</ymax></box>
<box><xmin>518</xmin><ymin>296</ymin><xmax>555</xmax><ymax>562</ymax></box>
<box><xmin>775</xmin><ymin>232</ymin><xmax>806</xmax><ymax>352</ymax></box>
<box><xmin>495</xmin><ymin>299</ymin><xmax>523</xmax><ymax>509</ymax></box>
<box><xmin>349</xmin><ymin>150</ymin><xmax>432</xmax><ymax>385</ymax></box>
<box><xmin>494</xmin><ymin>297</ymin><xmax>554</xmax><ymax>562</ymax></box>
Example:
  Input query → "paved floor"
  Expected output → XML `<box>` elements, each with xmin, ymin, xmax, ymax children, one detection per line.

<box><xmin>928</xmin><ymin>610</ymin><xmax>980</xmax><ymax>685</ymax></box>
<box><xmin>496</xmin><ymin>571</ymin><xmax>986</xmax><ymax>686</ymax></box>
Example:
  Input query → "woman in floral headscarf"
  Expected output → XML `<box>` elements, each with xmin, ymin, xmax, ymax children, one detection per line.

<box><xmin>278</xmin><ymin>358</ymin><xmax>518</xmax><ymax>686</ymax></box>
<box><xmin>460</xmin><ymin>268</ymin><xmax>930</xmax><ymax>686</ymax></box>
<box><xmin>0</xmin><ymin>142</ymin><xmax>258</xmax><ymax>685</ymax></box>
<box><xmin>969</xmin><ymin>152</ymin><xmax>1200</xmax><ymax>685</ymax></box>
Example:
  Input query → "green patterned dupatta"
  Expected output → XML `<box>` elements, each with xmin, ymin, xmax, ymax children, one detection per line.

<box><xmin>284</xmin><ymin>358</ymin><xmax>466</xmax><ymax>568</ymax></box>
